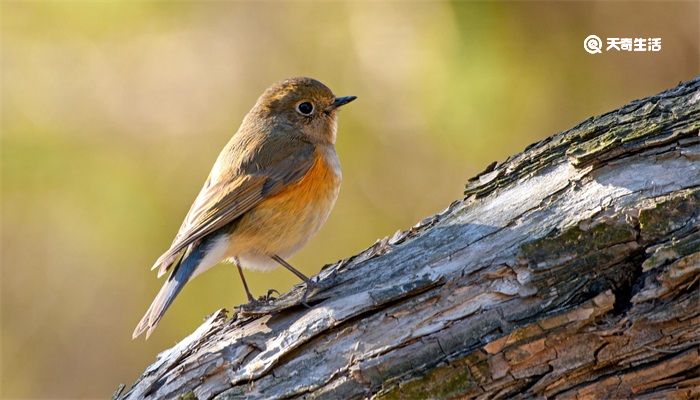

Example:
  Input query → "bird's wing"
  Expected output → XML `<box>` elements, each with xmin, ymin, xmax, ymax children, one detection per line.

<box><xmin>152</xmin><ymin>134</ymin><xmax>317</xmax><ymax>277</ymax></box>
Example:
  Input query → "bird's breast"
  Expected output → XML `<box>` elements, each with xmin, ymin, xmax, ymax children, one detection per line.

<box><xmin>226</xmin><ymin>146</ymin><xmax>342</xmax><ymax>270</ymax></box>
<box><xmin>266</xmin><ymin>146</ymin><xmax>341</xmax><ymax>221</ymax></box>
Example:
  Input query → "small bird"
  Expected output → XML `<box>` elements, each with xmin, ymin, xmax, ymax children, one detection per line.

<box><xmin>133</xmin><ymin>77</ymin><xmax>355</xmax><ymax>339</ymax></box>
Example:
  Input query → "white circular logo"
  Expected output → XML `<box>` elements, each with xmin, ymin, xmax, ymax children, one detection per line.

<box><xmin>584</xmin><ymin>35</ymin><xmax>603</xmax><ymax>54</ymax></box>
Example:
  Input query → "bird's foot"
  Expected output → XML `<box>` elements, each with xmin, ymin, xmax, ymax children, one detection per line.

<box><xmin>259</xmin><ymin>289</ymin><xmax>280</xmax><ymax>302</ymax></box>
<box><xmin>300</xmin><ymin>277</ymin><xmax>330</xmax><ymax>308</ymax></box>
<box><xmin>236</xmin><ymin>289</ymin><xmax>280</xmax><ymax>315</ymax></box>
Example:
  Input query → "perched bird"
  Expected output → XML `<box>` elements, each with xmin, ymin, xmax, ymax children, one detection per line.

<box><xmin>133</xmin><ymin>77</ymin><xmax>356</xmax><ymax>339</ymax></box>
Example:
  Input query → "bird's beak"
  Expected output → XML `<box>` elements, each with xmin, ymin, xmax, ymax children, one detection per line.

<box><xmin>328</xmin><ymin>96</ymin><xmax>357</xmax><ymax>111</ymax></box>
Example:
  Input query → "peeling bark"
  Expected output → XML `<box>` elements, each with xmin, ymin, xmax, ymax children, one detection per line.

<box><xmin>118</xmin><ymin>77</ymin><xmax>700</xmax><ymax>400</ymax></box>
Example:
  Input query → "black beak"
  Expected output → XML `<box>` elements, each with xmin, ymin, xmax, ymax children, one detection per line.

<box><xmin>329</xmin><ymin>96</ymin><xmax>357</xmax><ymax>110</ymax></box>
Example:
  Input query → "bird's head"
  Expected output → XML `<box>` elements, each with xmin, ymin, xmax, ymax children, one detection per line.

<box><xmin>251</xmin><ymin>77</ymin><xmax>356</xmax><ymax>144</ymax></box>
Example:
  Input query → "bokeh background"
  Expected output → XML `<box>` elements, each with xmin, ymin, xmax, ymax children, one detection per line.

<box><xmin>2</xmin><ymin>1</ymin><xmax>698</xmax><ymax>398</ymax></box>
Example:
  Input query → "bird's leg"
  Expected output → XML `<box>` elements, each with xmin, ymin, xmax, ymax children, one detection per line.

<box><xmin>271</xmin><ymin>255</ymin><xmax>322</xmax><ymax>307</ymax></box>
<box><xmin>235</xmin><ymin>258</ymin><xmax>256</xmax><ymax>303</ymax></box>
<box><xmin>271</xmin><ymin>255</ymin><xmax>318</xmax><ymax>287</ymax></box>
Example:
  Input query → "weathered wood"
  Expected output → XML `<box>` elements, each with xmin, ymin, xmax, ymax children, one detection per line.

<box><xmin>118</xmin><ymin>77</ymin><xmax>700</xmax><ymax>400</ymax></box>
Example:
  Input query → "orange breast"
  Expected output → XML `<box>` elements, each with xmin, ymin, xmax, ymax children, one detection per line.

<box><xmin>268</xmin><ymin>149</ymin><xmax>340</xmax><ymax>207</ymax></box>
<box><xmin>226</xmin><ymin>148</ymin><xmax>341</xmax><ymax>266</ymax></box>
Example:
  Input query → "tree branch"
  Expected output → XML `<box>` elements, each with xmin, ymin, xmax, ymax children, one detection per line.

<box><xmin>119</xmin><ymin>77</ymin><xmax>700</xmax><ymax>400</ymax></box>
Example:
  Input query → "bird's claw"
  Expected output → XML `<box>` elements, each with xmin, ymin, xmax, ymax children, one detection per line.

<box><xmin>300</xmin><ymin>278</ymin><xmax>330</xmax><ymax>308</ymax></box>
<box><xmin>260</xmin><ymin>289</ymin><xmax>280</xmax><ymax>302</ymax></box>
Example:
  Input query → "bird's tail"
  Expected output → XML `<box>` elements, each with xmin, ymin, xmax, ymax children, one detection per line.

<box><xmin>132</xmin><ymin>242</ymin><xmax>207</xmax><ymax>339</ymax></box>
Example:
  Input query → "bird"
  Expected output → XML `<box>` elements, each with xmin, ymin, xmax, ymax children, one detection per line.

<box><xmin>132</xmin><ymin>77</ymin><xmax>356</xmax><ymax>339</ymax></box>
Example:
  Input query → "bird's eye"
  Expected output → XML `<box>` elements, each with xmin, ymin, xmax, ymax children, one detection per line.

<box><xmin>296</xmin><ymin>101</ymin><xmax>314</xmax><ymax>115</ymax></box>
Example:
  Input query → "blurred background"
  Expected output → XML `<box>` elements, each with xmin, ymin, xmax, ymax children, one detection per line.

<box><xmin>1</xmin><ymin>1</ymin><xmax>698</xmax><ymax>398</ymax></box>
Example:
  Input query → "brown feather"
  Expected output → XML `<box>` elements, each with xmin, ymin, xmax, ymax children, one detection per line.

<box><xmin>152</xmin><ymin>132</ymin><xmax>316</xmax><ymax>277</ymax></box>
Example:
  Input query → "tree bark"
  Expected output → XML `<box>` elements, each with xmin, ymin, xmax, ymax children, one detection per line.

<box><xmin>118</xmin><ymin>77</ymin><xmax>700</xmax><ymax>400</ymax></box>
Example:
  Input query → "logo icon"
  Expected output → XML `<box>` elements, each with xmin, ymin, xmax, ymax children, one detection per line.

<box><xmin>584</xmin><ymin>35</ymin><xmax>603</xmax><ymax>54</ymax></box>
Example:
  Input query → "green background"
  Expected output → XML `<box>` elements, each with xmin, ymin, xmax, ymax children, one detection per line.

<box><xmin>2</xmin><ymin>1</ymin><xmax>698</xmax><ymax>398</ymax></box>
